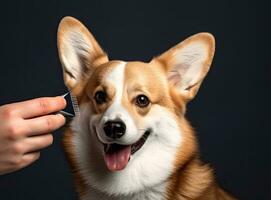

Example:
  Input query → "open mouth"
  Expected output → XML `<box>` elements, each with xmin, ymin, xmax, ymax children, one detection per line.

<box><xmin>102</xmin><ymin>130</ymin><xmax>151</xmax><ymax>171</ymax></box>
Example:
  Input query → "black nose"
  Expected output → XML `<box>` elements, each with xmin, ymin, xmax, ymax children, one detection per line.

<box><xmin>103</xmin><ymin>120</ymin><xmax>126</xmax><ymax>139</ymax></box>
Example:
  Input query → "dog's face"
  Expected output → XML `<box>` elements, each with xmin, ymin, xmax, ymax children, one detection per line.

<box><xmin>58</xmin><ymin>17</ymin><xmax>215</xmax><ymax>196</ymax></box>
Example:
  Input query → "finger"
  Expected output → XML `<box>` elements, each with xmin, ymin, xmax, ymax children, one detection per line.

<box><xmin>14</xmin><ymin>97</ymin><xmax>66</xmax><ymax>119</ymax></box>
<box><xmin>21</xmin><ymin>134</ymin><xmax>53</xmax><ymax>153</ymax></box>
<box><xmin>24</xmin><ymin>114</ymin><xmax>65</xmax><ymax>136</ymax></box>
<box><xmin>19</xmin><ymin>152</ymin><xmax>40</xmax><ymax>169</ymax></box>
<box><xmin>0</xmin><ymin>151</ymin><xmax>40</xmax><ymax>175</ymax></box>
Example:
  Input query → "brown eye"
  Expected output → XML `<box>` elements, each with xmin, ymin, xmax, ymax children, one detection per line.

<box><xmin>94</xmin><ymin>91</ymin><xmax>107</xmax><ymax>104</ymax></box>
<box><xmin>135</xmin><ymin>95</ymin><xmax>150</xmax><ymax>107</ymax></box>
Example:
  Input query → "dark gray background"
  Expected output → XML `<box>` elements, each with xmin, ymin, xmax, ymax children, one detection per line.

<box><xmin>0</xmin><ymin>0</ymin><xmax>268</xmax><ymax>199</ymax></box>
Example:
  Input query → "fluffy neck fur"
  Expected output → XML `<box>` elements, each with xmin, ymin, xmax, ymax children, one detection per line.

<box><xmin>62</xmin><ymin>94</ymin><xmax>233</xmax><ymax>200</ymax></box>
<box><xmin>165</xmin><ymin>157</ymin><xmax>235</xmax><ymax>200</ymax></box>
<box><xmin>63</xmin><ymin>127</ymin><xmax>234</xmax><ymax>200</ymax></box>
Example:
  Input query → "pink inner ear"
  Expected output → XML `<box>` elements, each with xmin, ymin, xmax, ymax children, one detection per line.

<box><xmin>167</xmin><ymin>63</ymin><xmax>189</xmax><ymax>87</ymax></box>
<box><xmin>168</xmin><ymin>71</ymin><xmax>181</xmax><ymax>86</ymax></box>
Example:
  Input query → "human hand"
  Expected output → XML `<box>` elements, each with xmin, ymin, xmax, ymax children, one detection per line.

<box><xmin>0</xmin><ymin>97</ymin><xmax>66</xmax><ymax>175</ymax></box>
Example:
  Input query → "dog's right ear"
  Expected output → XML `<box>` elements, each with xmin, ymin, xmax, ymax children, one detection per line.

<box><xmin>57</xmin><ymin>16</ymin><xmax>108</xmax><ymax>90</ymax></box>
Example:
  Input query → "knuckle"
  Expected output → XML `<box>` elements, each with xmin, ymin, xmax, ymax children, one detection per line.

<box><xmin>1</xmin><ymin>106</ymin><xmax>16</xmax><ymax>119</ymax></box>
<box><xmin>39</xmin><ymin>98</ymin><xmax>51</xmax><ymax>113</ymax></box>
<box><xmin>6</xmin><ymin>124</ymin><xmax>20</xmax><ymax>140</ymax></box>
<box><xmin>45</xmin><ymin>117</ymin><xmax>55</xmax><ymax>132</ymax></box>
<box><xmin>12</xmin><ymin>143</ymin><xmax>24</xmax><ymax>154</ymax></box>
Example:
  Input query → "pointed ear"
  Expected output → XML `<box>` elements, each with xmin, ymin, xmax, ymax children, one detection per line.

<box><xmin>153</xmin><ymin>33</ymin><xmax>215</xmax><ymax>101</ymax></box>
<box><xmin>57</xmin><ymin>16</ymin><xmax>108</xmax><ymax>90</ymax></box>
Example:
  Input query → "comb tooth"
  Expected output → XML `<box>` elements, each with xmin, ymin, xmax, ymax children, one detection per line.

<box><xmin>60</xmin><ymin>91</ymin><xmax>80</xmax><ymax>117</ymax></box>
<box><xmin>70</xmin><ymin>93</ymin><xmax>80</xmax><ymax>116</ymax></box>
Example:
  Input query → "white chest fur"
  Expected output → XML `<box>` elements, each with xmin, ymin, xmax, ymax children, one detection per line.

<box><xmin>69</xmin><ymin>102</ymin><xmax>182</xmax><ymax>199</ymax></box>
<box><xmin>81</xmin><ymin>183</ymin><xmax>167</xmax><ymax>200</ymax></box>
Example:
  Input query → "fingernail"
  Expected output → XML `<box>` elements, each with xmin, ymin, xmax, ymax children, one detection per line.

<box><xmin>57</xmin><ymin>96</ymin><xmax>66</xmax><ymax>106</ymax></box>
<box><xmin>62</xmin><ymin>97</ymin><xmax>67</xmax><ymax>106</ymax></box>
<box><xmin>56</xmin><ymin>113</ymin><xmax>66</xmax><ymax>123</ymax></box>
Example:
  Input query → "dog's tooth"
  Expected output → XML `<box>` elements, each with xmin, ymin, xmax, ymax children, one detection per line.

<box><xmin>105</xmin><ymin>144</ymin><xmax>111</xmax><ymax>153</ymax></box>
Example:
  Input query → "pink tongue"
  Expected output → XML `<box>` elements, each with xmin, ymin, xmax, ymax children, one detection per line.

<box><xmin>104</xmin><ymin>146</ymin><xmax>131</xmax><ymax>171</ymax></box>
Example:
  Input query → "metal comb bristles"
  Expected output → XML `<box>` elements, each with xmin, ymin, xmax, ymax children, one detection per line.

<box><xmin>59</xmin><ymin>92</ymin><xmax>80</xmax><ymax>118</ymax></box>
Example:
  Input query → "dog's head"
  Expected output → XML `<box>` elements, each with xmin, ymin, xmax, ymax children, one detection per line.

<box><xmin>58</xmin><ymin>17</ymin><xmax>215</xmax><ymax>195</ymax></box>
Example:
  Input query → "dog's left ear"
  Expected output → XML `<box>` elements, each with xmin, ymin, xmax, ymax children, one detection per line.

<box><xmin>153</xmin><ymin>33</ymin><xmax>215</xmax><ymax>101</ymax></box>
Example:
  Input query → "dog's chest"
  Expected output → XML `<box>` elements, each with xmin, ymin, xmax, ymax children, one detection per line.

<box><xmin>81</xmin><ymin>184</ymin><xmax>167</xmax><ymax>200</ymax></box>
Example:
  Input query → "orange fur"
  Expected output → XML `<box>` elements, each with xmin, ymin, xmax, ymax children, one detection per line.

<box><xmin>58</xmin><ymin>16</ymin><xmax>235</xmax><ymax>200</ymax></box>
<box><xmin>63</xmin><ymin>64</ymin><xmax>236</xmax><ymax>199</ymax></box>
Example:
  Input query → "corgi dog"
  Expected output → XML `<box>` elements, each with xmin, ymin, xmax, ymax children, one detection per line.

<box><xmin>57</xmin><ymin>16</ymin><xmax>235</xmax><ymax>200</ymax></box>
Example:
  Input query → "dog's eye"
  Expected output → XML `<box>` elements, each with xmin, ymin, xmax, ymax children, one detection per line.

<box><xmin>94</xmin><ymin>91</ymin><xmax>107</xmax><ymax>104</ymax></box>
<box><xmin>135</xmin><ymin>95</ymin><xmax>150</xmax><ymax>107</ymax></box>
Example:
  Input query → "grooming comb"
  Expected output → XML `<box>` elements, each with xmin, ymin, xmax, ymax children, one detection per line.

<box><xmin>59</xmin><ymin>91</ymin><xmax>80</xmax><ymax>118</ymax></box>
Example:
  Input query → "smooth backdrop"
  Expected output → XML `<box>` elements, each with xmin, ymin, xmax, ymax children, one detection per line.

<box><xmin>0</xmin><ymin>1</ymin><xmax>268</xmax><ymax>199</ymax></box>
